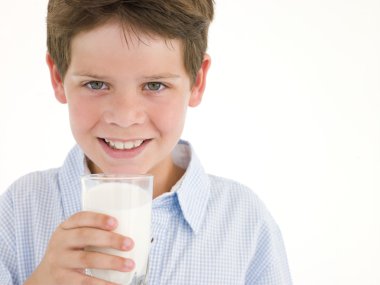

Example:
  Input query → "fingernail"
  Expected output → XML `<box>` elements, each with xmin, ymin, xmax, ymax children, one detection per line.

<box><xmin>122</xmin><ymin>238</ymin><xmax>133</xmax><ymax>250</ymax></box>
<box><xmin>124</xmin><ymin>259</ymin><xmax>135</xmax><ymax>270</ymax></box>
<box><xmin>107</xmin><ymin>218</ymin><xmax>117</xmax><ymax>227</ymax></box>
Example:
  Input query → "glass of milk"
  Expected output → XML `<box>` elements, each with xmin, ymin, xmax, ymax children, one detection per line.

<box><xmin>81</xmin><ymin>174</ymin><xmax>153</xmax><ymax>285</ymax></box>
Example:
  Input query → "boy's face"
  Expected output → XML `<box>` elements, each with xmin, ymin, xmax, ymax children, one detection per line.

<box><xmin>47</xmin><ymin>20</ymin><xmax>210</xmax><ymax>179</ymax></box>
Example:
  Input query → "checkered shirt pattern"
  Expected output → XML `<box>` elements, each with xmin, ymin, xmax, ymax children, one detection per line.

<box><xmin>0</xmin><ymin>141</ymin><xmax>292</xmax><ymax>284</ymax></box>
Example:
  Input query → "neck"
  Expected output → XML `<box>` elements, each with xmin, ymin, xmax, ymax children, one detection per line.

<box><xmin>151</xmin><ymin>159</ymin><xmax>185</xmax><ymax>199</ymax></box>
<box><xmin>86</xmin><ymin>157</ymin><xmax>185</xmax><ymax>199</ymax></box>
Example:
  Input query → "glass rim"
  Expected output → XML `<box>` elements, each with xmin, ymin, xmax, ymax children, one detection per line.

<box><xmin>81</xmin><ymin>173</ymin><xmax>154</xmax><ymax>181</ymax></box>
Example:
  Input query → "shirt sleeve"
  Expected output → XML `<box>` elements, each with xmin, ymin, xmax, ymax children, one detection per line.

<box><xmin>0</xmin><ymin>261</ymin><xmax>14</xmax><ymax>285</ymax></box>
<box><xmin>0</xmin><ymin>192</ymin><xmax>18</xmax><ymax>285</ymax></box>
<box><xmin>245</xmin><ymin>214</ymin><xmax>292</xmax><ymax>285</ymax></box>
<box><xmin>246</xmin><ymin>258</ymin><xmax>292</xmax><ymax>285</ymax></box>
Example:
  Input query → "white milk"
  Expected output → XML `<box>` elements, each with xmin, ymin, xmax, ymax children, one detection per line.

<box><xmin>82</xmin><ymin>182</ymin><xmax>152</xmax><ymax>285</ymax></box>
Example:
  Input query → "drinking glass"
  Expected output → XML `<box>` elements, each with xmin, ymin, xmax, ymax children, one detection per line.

<box><xmin>81</xmin><ymin>174</ymin><xmax>153</xmax><ymax>285</ymax></box>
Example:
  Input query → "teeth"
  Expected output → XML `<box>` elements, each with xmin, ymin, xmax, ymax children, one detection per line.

<box><xmin>104</xmin><ymin>139</ymin><xmax>144</xmax><ymax>150</ymax></box>
<box><xmin>115</xmin><ymin>141</ymin><xmax>125</xmax><ymax>149</ymax></box>
<box><xmin>124</xmin><ymin>141</ymin><xmax>134</xmax><ymax>149</ymax></box>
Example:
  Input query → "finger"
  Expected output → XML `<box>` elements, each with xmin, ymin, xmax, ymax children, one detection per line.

<box><xmin>63</xmin><ymin>227</ymin><xmax>134</xmax><ymax>251</ymax></box>
<box><xmin>81</xmin><ymin>274</ymin><xmax>123</xmax><ymax>285</ymax></box>
<box><xmin>61</xmin><ymin>211</ymin><xmax>118</xmax><ymax>231</ymax></box>
<box><xmin>63</xmin><ymin>250</ymin><xmax>135</xmax><ymax>272</ymax></box>
<box><xmin>70</xmin><ymin>270</ymin><xmax>124</xmax><ymax>285</ymax></box>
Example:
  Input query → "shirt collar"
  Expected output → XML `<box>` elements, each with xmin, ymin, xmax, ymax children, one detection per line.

<box><xmin>58</xmin><ymin>140</ymin><xmax>211</xmax><ymax>234</ymax></box>
<box><xmin>169</xmin><ymin>140</ymin><xmax>211</xmax><ymax>234</ymax></box>
<box><xmin>58</xmin><ymin>145</ymin><xmax>85</xmax><ymax>220</ymax></box>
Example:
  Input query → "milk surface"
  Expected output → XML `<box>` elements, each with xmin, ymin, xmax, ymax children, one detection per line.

<box><xmin>82</xmin><ymin>182</ymin><xmax>152</xmax><ymax>284</ymax></box>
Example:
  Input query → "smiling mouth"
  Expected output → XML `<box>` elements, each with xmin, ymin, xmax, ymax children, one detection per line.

<box><xmin>102</xmin><ymin>138</ymin><xmax>146</xmax><ymax>150</ymax></box>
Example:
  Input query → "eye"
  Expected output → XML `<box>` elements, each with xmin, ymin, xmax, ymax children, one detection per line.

<box><xmin>86</xmin><ymin>81</ymin><xmax>108</xmax><ymax>90</ymax></box>
<box><xmin>144</xmin><ymin>82</ymin><xmax>165</xmax><ymax>92</ymax></box>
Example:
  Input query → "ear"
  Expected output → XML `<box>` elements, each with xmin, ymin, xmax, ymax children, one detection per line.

<box><xmin>46</xmin><ymin>53</ymin><xmax>67</xmax><ymax>104</ymax></box>
<box><xmin>189</xmin><ymin>54</ymin><xmax>211</xmax><ymax>107</ymax></box>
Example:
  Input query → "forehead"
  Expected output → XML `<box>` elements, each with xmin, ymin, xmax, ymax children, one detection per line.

<box><xmin>68</xmin><ymin>20</ymin><xmax>185</xmax><ymax>75</ymax></box>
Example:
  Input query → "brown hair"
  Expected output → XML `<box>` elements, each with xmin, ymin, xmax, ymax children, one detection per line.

<box><xmin>47</xmin><ymin>0</ymin><xmax>214</xmax><ymax>84</ymax></box>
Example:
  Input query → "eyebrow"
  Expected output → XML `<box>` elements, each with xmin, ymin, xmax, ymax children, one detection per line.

<box><xmin>71</xmin><ymin>73</ymin><xmax>111</xmax><ymax>80</ymax></box>
<box><xmin>71</xmin><ymin>72</ymin><xmax>181</xmax><ymax>81</ymax></box>
<box><xmin>141</xmin><ymin>74</ymin><xmax>181</xmax><ymax>81</ymax></box>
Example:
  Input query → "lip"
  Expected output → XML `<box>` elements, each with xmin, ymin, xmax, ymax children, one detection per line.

<box><xmin>98</xmin><ymin>138</ymin><xmax>151</xmax><ymax>159</ymax></box>
<box><xmin>104</xmin><ymin>138</ymin><xmax>144</xmax><ymax>143</ymax></box>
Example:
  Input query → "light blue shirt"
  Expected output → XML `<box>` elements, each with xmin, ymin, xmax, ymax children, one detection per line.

<box><xmin>0</xmin><ymin>141</ymin><xmax>292</xmax><ymax>284</ymax></box>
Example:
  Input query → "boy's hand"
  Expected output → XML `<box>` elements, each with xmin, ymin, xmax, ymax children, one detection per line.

<box><xmin>24</xmin><ymin>211</ymin><xmax>135</xmax><ymax>285</ymax></box>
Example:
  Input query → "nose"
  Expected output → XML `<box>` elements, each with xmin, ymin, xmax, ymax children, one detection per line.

<box><xmin>103</xmin><ymin>91</ymin><xmax>146</xmax><ymax>128</ymax></box>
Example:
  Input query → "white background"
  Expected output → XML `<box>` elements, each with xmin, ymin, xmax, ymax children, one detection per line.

<box><xmin>1</xmin><ymin>1</ymin><xmax>379</xmax><ymax>284</ymax></box>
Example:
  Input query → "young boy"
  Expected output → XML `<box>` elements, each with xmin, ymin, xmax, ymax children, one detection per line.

<box><xmin>0</xmin><ymin>0</ymin><xmax>292</xmax><ymax>284</ymax></box>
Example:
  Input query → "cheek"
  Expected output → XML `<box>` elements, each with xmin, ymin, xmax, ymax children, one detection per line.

<box><xmin>151</xmin><ymin>101</ymin><xmax>188</xmax><ymax>135</ymax></box>
<box><xmin>68</xmin><ymin>97</ymin><xmax>100</xmax><ymax>133</ymax></box>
